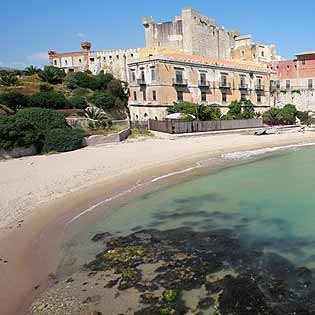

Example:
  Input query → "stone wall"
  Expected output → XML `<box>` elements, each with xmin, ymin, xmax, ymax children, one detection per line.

<box><xmin>275</xmin><ymin>90</ymin><xmax>315</xmax><ymax>112</ymax></box>
<box><xmin>84</xmin><ymin>127</ymin><xmax>131</xmax><ymax>146</ymax></box>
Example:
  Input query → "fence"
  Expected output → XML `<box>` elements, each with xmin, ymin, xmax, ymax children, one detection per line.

<box><xmin>130</xmin><ymin>120</ymin><xmax>149</xmax><ymax>131</ymax></box>
<box><xmin>148</xmin><ymin>118</ymin><xmax>263</xmax><ymax>134</ymax></box>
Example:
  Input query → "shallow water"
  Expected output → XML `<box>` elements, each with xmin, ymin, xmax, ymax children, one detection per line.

<box><xmin>60</xmin><ymin>145</ymin><xmax>315</xmax><ymax>273</ymax></box>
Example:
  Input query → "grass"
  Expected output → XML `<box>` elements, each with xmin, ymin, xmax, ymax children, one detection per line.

<box><xmin>129</xmin><ymin>129</ymin><xmax>154</xmax><ymax>138</ymax></box>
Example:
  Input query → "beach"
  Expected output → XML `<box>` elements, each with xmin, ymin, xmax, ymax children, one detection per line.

<box><xmin>2</xmin><ymin>131</ymin><xmax>315</xmax><ymax>315</ymax></box>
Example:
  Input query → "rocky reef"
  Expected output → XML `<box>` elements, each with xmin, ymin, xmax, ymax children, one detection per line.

<box><xmin>29</xmin><ymin>227</ymin><xmax>315</xmax><ymax>315</ymax></box>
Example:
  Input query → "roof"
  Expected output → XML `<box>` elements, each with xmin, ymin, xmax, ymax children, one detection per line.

<box><xmin>295</xmin><ymin>51</ymin><xmax>315</xmax><ymax>56</ymax></box>
<box><xmin>159</xmin><ymin>52</ymin><xmax>269</xmax><ymax>72</ymax></box>
<box><xmin>51</xmin><ymin>51</ymin><xmax>85</xmax><ymax>58</ymax></box>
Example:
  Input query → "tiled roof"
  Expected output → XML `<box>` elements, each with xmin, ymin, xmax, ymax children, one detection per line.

<box><xmin>295</xmin><ymin>51</ymin><xmax>315</xmax><ymax>56</ymax></box>
<box><xmin>158</xmin><ymin>52</ymin><xmax>269</xmax><ymax>72</ymax></box>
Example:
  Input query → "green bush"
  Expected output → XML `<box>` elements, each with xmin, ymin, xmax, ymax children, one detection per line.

<box><xmin>0</xmin><ymin>116</ymin><xmax>41</xmax><ymax>150</ymax></box>
<box><xmin>65</xmin><ymin>72</ymin><xmax>93</xmax><ymax>90</ymax></box>
<box><xmin>88</xmin><ymin>91</ymin><xmax>115</xmax><ymax>110</ymax></box>
<box><xmin>15</xmin><ymin>108</ymin><xmax>67</xmax><ymax>132</ymax></box>
<box><xmin>28</xmin><ymin>91</ymin><xmax>69</xmax><ymax>109</ymax></box>
<box><xmin>263</xmin><ymin>104</ymin><xmax>298</xmax><ymax>125</ymax></box>
<box><xmin>0</xmin><ymin>91</ymin><xmax>29</xmax><ymax>112</ymax></box>
<box><xmin>43</xmin><ymin>128</ymin><xmax>85</xmax><ymax>153</ymax></box>
<box><xmin>0</xmin><ymin>72</ymin><xmax>18</xmax><ymax>86</ymax></box>
<box><xmin>68</xmin><ymin>96</ymin><xmax>87</xmax><ymax>109</ymax></box>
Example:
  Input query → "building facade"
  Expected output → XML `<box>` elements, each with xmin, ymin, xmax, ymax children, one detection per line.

<box><xmin>48</xmin><ymin>42</ymin><xmax>140</xmax><ymax>81</ymax></box>
<box><xmin>128</xmin><ymin>52</ymin><xmax>274</xmax><ymax>121</ymax></box>
<box><xmin>271</xmin><ymin>52</ymin><xmax>315</xmax><ymax>111</ymax></box>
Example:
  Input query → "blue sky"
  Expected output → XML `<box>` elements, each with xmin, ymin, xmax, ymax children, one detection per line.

<box><xmin>1</xmin><ymin>0</ymin><xmax>315</xmax><ymax>68</ymax></box>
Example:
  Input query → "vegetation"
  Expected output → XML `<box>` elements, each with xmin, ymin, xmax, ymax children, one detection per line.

<box><xmin>0</xmin><ymin>72</ymin><xmax>18</xmax><ymax>86</ymax></box>
<box><xmin>24</xmin><ymin>65</ymin><xmax>41</xmax><ymax>76</ymax></box>
<box><xmin>38</xmin><ymin>66</ymin><xmax>65</xmax><ymax>84</ymax></box>
<box><xmin>0</xmin><ymin>91</ymin><xmax>29</xmax><ymax>112</ymax></box>
<box><xmin>28</xmin><ymin>90</ymin><xmax>69</xmax><ymax>109</ymax></box>
<box><xmin>263</xmin><ymin>104</ymin><xmax>298</xmax><ymax>125</ymax></box>
<box><xmin>43</xmin><ymin>128</ymin><xmax>85</xmax><ymax>153</ymax></box>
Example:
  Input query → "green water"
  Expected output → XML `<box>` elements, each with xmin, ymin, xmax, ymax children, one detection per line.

<box><xmin>62</xmin><ymin>145</ymin><xmax>315</xmax><ymax>271</ymax></box>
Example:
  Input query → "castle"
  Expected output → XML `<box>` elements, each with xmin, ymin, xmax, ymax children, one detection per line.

<box><xmin>50</xmin><ymin>8</ymin><xmax>315</xmax><ymax>121</ymax></box>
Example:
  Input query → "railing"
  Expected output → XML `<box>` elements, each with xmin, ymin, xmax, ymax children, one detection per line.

<box><xmin>172</xmin><ymin>78</ymin><xmax>188</xmax><ymax>86</ymax></box>
<box><xmin>255</xmin><ymin>85</ymin><xmax>265</xmax><ymax>91</ymax></box>
<box><xmin>198</xmin><ymin>81</ymin><xmax>211</xmax><ymax>88</ymax></box>
<box><xmin>239</xmin><ymin>84</ymin><xmax>249</xmax><ymax>90</ymax></box>
<box><xmin>219</xmin><ymin>82</ymin><xmax>232</xmax><ymax>89</ymax></box>
<box><xmin>137</xmin><ymin>78</ymin><xmax>146</xmax><ymax>85</ymax></box>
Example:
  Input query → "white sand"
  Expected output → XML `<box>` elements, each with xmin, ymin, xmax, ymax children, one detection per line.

<box><xmin>1</xmin><ymin>131</ymin><xmax>315</xmax><ymax>230</ymax></box>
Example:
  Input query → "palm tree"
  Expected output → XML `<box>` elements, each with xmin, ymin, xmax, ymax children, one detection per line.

<box><xmin>0</xmin><ymin>72</ymin><xmax>18</xmax><ymax>86</ymax></box>
<box><xmin>24</xmin><ymin>65</ymin><xmax>41</xmax><ymax>76</ymax></box>
<box><xmin>38</xmin><ymin>66</ymin><xmax>65</xmax><ymax>84</ymax></box>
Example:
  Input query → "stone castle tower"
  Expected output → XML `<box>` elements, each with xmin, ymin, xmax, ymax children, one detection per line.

<box><xmin>143</xmin><ymin>8</ymin><xmax>240</xmax><ymax>60</ymax></box>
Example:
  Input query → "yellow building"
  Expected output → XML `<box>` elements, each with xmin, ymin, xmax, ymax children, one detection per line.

<box><xmin>128</xmin><ymin>52</ymin><xmax>275</xmax><ymax>121</ymax></box>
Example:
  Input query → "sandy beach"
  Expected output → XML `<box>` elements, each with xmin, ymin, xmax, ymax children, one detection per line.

<box><xmin>2</xmin><ymin>131</ymin><xmax>315</xmax><ymax>232</ymax></box>
<box><xmin>2</xmin><ymin>131</ymin><xmax>315</xmax><ymax>315</ymax></box>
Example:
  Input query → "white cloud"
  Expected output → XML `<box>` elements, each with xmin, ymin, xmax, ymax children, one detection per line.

<box><xmin>10</xmin><ymin>61</ymin><xmax>27</xmax><ymax>69</ymax></box>
<box><xmin>76</xmin><ymin>32</ymin><xmax>86</xmax><ymax>38</ymax></box>
<box><xmin>28</xmin><ymin>51</ymin><xmax>48</xmax><ymax>63</ymax></box>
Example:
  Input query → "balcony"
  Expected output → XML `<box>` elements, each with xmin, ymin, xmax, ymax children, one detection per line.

<box><xmin>198</xmin><ymin>81</ymin><xmax>211</xmax><ymax>88</ymax></box>
<box><xmin>137</xmin><ymin>78</ymin><xmax>146</xmax><ymax>86</ymax></box>
<box><xmin>239</xmin><ymin>83</ymin><xmax>249</xmax><ymax>90</ymax></box>
<box><xmin>172</xmin><ymin>78</ymin><xmax>188</xmax><ymax>86</ymax></box>
<box><xmin>255</xmin><ymin>85</ymin><xmax>265</xmax><ymax>91</ymax></box>
<box><xmin>219</xmin><ymin>82</ymin><xmax>231</xmax><ymax>89</ymax></box>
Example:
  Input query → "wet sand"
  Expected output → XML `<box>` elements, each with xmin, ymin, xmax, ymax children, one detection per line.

<box><xmin>2</xmin><ymin>132</ymin><xmax>315</xmax><ymax>315</ymax></box>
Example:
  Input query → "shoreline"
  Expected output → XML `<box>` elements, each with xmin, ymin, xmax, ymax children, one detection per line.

<box><xmin>2</xmin><ymin>132</ymin><xmax>315</xmax><ymax>314</ymax></box>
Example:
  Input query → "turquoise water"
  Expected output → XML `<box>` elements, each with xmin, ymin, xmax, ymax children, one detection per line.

<box><xmin>62</xmin><ymin>145</ymin><xmax>315</xmax><ymax>271</ymax></box>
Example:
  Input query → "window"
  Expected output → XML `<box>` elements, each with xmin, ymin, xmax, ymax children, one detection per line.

<box><xmin>151</xmin><ymin>68</ymin><xmax>156</xmax><ymax>82</ymax></box>
<box><xmin>54</xmin><ymin>60</ymin><xmax>57</xmax><ymax>65</ymax></box>
<box><xmin>261</xmin><ymin>51</ymin><xmax>265</xmax><ymax>57</ymax></box>
<box><xmin>143</xmin><ymin>90</ymin><xmax>146</xmax><ymax>101</ymax></box>
<box><xmin>276</xmin><ymin>80</ymin><xmax>280</xmax><ymax>89</ymax></box>
<box><xmin>116</xmin><ymin>55</ymin><xmax>119</xmax><ymax>60</ymax></box>
<box><xmin>65</xmin><ymin>60</ymin><xmax>68</xmax><ymax>65</ymax></box>
<box><xmin>109</xmin><ymin>56</ymin><xmax>112</xmax><ymax>60</ymax></box>
<box><xmin>241</xmin><ymin>93</ymin><xmax>246</xmax><ymax>101</ymax></box>
<box><xmin>222</xmin><ymin>92</ymin><xmax>227</xmax><ymax>103</ymax></box>
<box><xmin>308</xmin><ymin>79</ymin><xmax>313</xmax><ymax>89</ymax></box>
<box><xmin>103</xmin><ymin>57</ymin><xmax>106</xmax><ymax>61</ymax></box>
<box><xmin>133</xmin><ymin>91</ymin><xmax>137</xmax><ymax>101</ymax></box>
<box><xmin>79</xmin><ymin>59</ymin><xmax>82</xmax><ymax>63</ymax></box>
<box><xmin>201</xmin><ymin>91</ymin><xmax>207</xmax><ymax>102</ymax></box>
<box><xmin>140</xmin><ymin>69</ymin><xmax>145</xmax><ymax>82</ymax></box>
<box><xmin>131</xmin><ymin>53</ymin><xmax>134</xmax><ymax>58</ymax></box>
<box><xmin>200</xmin><ymin>72</ymin><xmax>206</xmax><ymax>85</ymax></box>
<box><xmin>152</xmin><ymin>90</ymin><xmax>157</xmax><ymax>101</ymax></box>
<box><xmin>221</xmin><ymin>74</ymin><xmax>227</xmax><ymax>86</ymax></box>
<box><xmin>302</xmin><ymin>59</ymin><xmax>306</xmax><ymax>65</ymax></box>
<box><xmin>257</xmin><ymin>94</ymin><xmax>262</xmax><ymax>104</ymax></box>
<box><xmin>177</xmin><ymin>90</ymin><xmax>183</xmax><ymax>101</ymax></box>
<box><xmin>175</xmin><ymin>70</ymin><xmax>184</xmax><ymax>84</ymax></box>
<box><xmin>144</xmin><ymin>113</ymin><xmax>148</xmax><ymax>120</ymax></box>
<box><xmin>130</xmin><ymin>70</ymin><xmax>136</xmax><ymax>82</ymax></box>
<box><xmin>286</xmin><ymin>80</ymin><xmax>291</xmax><ymax>90</ymax></box>
<box><xmin>89</xmin><ymin>58</ymin><xmax>94</xmax><ymax>62</ymax></box>
<box><xmin>240</xmin><ymin>75</ymin><xmax>246</xmax><ymax>88</ymax></box>
<box><xmin>155</xmin><ymin>116</ymin><xmax>158</xmax><ymax>120</ymax></box>
<box><xmin>241</xmin><ymin>50</ymin><xmax>245</xmax><ymax>57</ymax></box>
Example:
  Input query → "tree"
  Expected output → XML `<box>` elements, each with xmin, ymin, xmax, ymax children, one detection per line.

<box><xmin>198</xmin><ymin>104</ymin><xmax>221</xmax><ymax>121</ymax></box>
<box><xmin>168</xmin><ymin>102</ymin><xmax>196</xmax><ymax>116</ymax></box>
<box><xmin>88</xmin><ymin>91</ymin><xmax>115</xmax><ymax>110</ymax></box>
<box><xmin>226</xmin><ymin>100</ymin><xmax>243</xmax><ymax>119</ymax></box>
<box><xmin>0</xmin><ymin>91</ymin><xmax>29</xmax><ymax>112</ymax></box>
<box><xmin>279</xmin><ymin>104</ymin><xmax>298</xmax><ymax>125</ymax></box>
<box><xmin>28</xmin><ymin>91</ymin><xmax>69</xmax><ymax>109</ymax></box>
<box><xmin>68</xmin><ymin>96</ymin><xmax>87</xmax><ymax>109</ymax></box>
<box><xmin>242</xmin><ymin>100</ymin><xmax>255</xmax><ymax>119</ymax></box>
<box><xmin>38</xmin><ymin>66</ymin><xmax>65</xmax><ymax>84</ymax></box>
<box><xmin>64</xmin><ymin>72</ymin><xmax>93</xmax><ymax>90</ymax></box>
<box><xmin>0</xmin><ymin>72</ymin><xmax>18</xmax><ymax>86</ymax></box>
<box><xmin>262</xmin><ymin>108</ymin><xmax>282</xmax><ymax>125</ymax></box>
<box><xmin>24</xmin><ymin>65</ymin><xmax>41</xmax><ymax>76</ymax></box>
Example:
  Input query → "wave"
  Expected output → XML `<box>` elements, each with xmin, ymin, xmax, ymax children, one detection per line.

<box><xmin>222</xmin><ymin>142</ymin><xmax>315</xmax><ymax>160</ymax></box>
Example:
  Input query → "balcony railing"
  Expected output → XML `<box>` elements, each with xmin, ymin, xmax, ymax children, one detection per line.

<box><xmin>219</xmin><ymin>82</ymin><xmax>231</xmax><ymax>89</ymax></box>
<box><xmin>137</xmin><ymin>78</ymin><xmax>146</xmax><ymax>86</ymax></box>
<box><xmin>198</xmin><ymin>81</ymin><xmax>211</xmax><ymax>88</ymax></box>
<box><xmin>172</xmin><ymin>78</ymin><xmax>188</xmax><ymax>86</ymax></box>
<box><xmin>239</xmin><ymin>83</ymin><xmax>249</xmax><ymax>90</ymax></box>
<box><xmin>255</xmin><ymin>85</ymin><xmax>265</xmax><ymax>91</ymax></box>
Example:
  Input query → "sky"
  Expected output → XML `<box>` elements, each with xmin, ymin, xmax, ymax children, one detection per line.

<box><xmin>1</xmin><ymin>0</ymin><xmax>315</xmax><ymax>69</ymax></box>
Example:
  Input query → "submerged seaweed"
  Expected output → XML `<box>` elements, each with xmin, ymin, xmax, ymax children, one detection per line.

<box><xmin>85</xmin><ymin>227</ymin><xmax>315</xmax><ymax>314</ymax></box>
